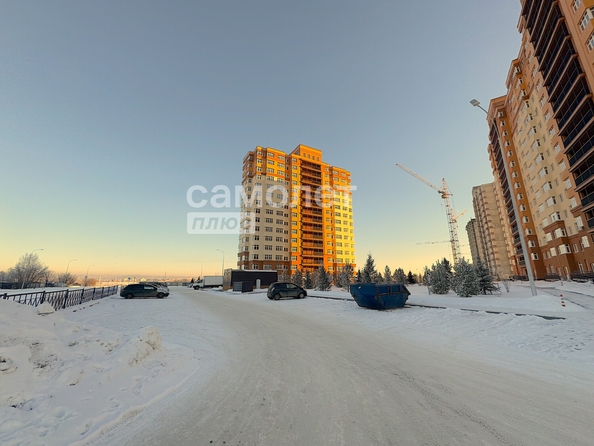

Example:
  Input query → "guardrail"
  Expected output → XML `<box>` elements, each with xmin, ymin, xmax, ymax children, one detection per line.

<box><xmin>0</xmin><ymin>286</ymin><xmax>120</xmax><ymax>310</ymax></box>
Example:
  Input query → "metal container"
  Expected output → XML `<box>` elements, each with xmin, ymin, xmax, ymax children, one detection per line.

<box><xmin>349</xmin><ymin>283</ymin><xmax>410</xmax><ymax>310</ymax></box>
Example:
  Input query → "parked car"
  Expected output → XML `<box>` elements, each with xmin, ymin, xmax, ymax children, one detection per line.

<box><xmin>120</xmin><ymin>283</ymin><xmax>169</xmax><ymax>299</ymax></box>
<box><xmin>145</xmin><ymin>282</ymin><xmax>169</xmax><ymax>292</ymax></box>
<box><xmin>267</xmin><ymin>282</ymin><xmax>307</xmax><ymax>300</ymax></box>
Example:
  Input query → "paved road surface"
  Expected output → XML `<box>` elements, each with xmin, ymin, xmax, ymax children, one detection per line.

<box><xmin>95</xmin><ymin>289</ymin><xmax>594</xmax><ymax>445</ymax></box>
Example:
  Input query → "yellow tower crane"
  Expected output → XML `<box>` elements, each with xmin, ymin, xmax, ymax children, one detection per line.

<box><xmin>396</xmin><ymin>163</ymin><xmax>463</xmax><ymax>264</ymax></box>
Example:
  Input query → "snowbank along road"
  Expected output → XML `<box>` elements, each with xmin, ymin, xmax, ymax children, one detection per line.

<box><xmin>92</xmin><ymin>287</ymin><xmax>594</xmax><ymax>446</ymax></box>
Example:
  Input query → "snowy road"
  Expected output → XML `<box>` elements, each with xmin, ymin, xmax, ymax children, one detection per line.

<box><xmin>95</xmin><ymin>288</ymin><xmax>594</xmax><ymax>446</ymax></box>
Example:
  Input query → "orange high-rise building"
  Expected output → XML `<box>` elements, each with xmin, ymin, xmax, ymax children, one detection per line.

<box><xmin>238</xmin><ymin>145</ymin><xmax>355</xmax><ymax>275</ymax></box>
<box><xmin>483</xmin><ymin>0</ymin><xmax>594</xmax><ymax>279</ymax></box>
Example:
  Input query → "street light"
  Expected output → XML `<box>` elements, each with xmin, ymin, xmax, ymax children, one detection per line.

<box><xmin>84</xmin><ymin>264</ymin><xmax>95</xmax><ymax>287</ymax></box>
<box><xmin>471</xmin><ymin>99</ymin><xmax>537</xmax><ymax>296</ymax></box>
<box><xmin>21</xmin><ymin>248</ymin><xmax>44</xmax><ymax>289</ymax></box>
<box><xmin>197</xmin><ymin>260</ymin><xmax>203</xmax><ymax>279</ymax></box>
<box><xmin>216</xmin><ymin>249</ymin><xmax>225</xmax><ymax>277</ymax></box>
<box><xmin>65</xmin><ymin>259</ymin><xmax>77</xmax><ymax>276</ymax></box>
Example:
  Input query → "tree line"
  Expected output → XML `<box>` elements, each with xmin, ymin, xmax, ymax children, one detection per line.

<box><xmin>0</xmin><ymin>252</ymin><xmax>79</xmax><ymax>288</ymax></box>
<box><xmin>277</xmin><ymin>253</ymin><xmax>419</xmax><ymax>292</ymax></box>
<box><xmin>423</xmin><ymin>257</ymin><xmax>498</xmax><ymax>297</ymax></box>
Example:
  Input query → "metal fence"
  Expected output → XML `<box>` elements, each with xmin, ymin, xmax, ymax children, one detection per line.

<box><xmin>1</xmin><ymin>286</ymin><xmax>120</xmax><ymax>310</ymax></box>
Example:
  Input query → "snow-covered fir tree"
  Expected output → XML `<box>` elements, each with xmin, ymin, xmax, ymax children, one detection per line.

<box><xmin>407</xmin><ymin>271</ymin><xmax>417</xmax><ymax>284</ymax></box>
<box><xmin>356</xmin><ymin>269</ymin><xmax>362</xmax><ymax>283</ymax></box>
<box><xmin>315</xmin><ymin>264</ymin><xmax>332</xmax><ymax>291</ymax></box>
<box><xmin>361</xmin><ymin>253</ymin><xmax>377</xmax><ymax>283</ymax></box>
<box><xmin>292</xmin><ymin>269</ymin><xmax>303</xmax><ymax>287</ymax></box>
<box><xmin>338</xmin><ymin>263</ymin><xmax>354</xmax><ymax>290</ymax></box>
<box><xmin>393</xmin><ymin>268</ymin><xmax>406</xmax><ymax>284</ymax></box>
<box><xmin>429</xmin><ymin>259</ymin><xmax>451</xmax><ymax>294</ymax></box>
<box><xmin>384</xmin><ymin>266</ymin><xmax>392</xmax><ymax>283</ymax></box>
<box><xmin>442</xmin><ymin>258</ymin><xmax>453</xmax><ymax>277</ymax></box>
<box><xmin>451</xmin><ymin>258</ymin><xmax>479</xmax><ymax>297</ymax></box>
<box><xmin>304</xmin><ymin>270</ymin><xmax>313</xmax><ymax>289</ymax></box>
<box><xmin>422</xmin><ymin>266</ymin><xmax>431</xmax><ymax>285</ymax></box>
<box><xmin>475</xmin><ymin>259</ymin><xmax>498</xmax><ymax>295</ymax></box>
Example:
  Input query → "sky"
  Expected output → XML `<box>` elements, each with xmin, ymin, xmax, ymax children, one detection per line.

<box><xmin>0</xmin><ymin>0</ymin><xmax>524</xmax><ymax>280</ymax></box>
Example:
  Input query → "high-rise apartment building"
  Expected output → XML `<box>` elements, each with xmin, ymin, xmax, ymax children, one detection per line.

<box><xmin>471</xmin><ymin>184</ymin><xmax>514</xmax><ymax>279</ymax></box>
<box><xmin>238</xmin><ymin>145</ymin><xmax>355</xmax><ymax>274</ymax></box>
<box><xmin>483</xmin><ymin>0</ymin><xmax>594</xmax><ymax>278</ymax></box>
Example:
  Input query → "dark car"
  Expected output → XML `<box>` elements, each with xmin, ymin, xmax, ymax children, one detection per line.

<box><xmin>145</xmin><ymin>282</ymin><xmax>170</xmax><ymax>292</ymax></box>
<box><xmin>120</xmin><ymin>283</ymin><xmax>169</xmax><ymax>299</ymax></box>
<box><xmin>267</xmin><ymin>282</ymin><xmax>307</xmax><ymax>300</ymax></box>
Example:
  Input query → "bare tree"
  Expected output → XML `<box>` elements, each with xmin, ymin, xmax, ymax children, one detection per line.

<box><xmin>42</xmin><ymin>270</ymin><xmax>57</xmax><ymax>286</ymax></box>
<box><xmin>57</xmin><ymin>272</ymin><xmax>78</xmax><ymax>286</ymax></box>
<box><xmin>12</xmin><ymin>252</ymin><xmax>49</xmax><ymax>289</ymax></box>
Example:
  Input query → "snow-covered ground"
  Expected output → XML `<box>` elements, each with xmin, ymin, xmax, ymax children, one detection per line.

<box><xmin>1</xmin><ymin>281</ymin><xmax>593</xmax><ymax>445</ymax></box>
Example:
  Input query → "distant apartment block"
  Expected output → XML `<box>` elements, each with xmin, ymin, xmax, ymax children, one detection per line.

<box><xmin>466</xmin><ymin>218</ymin><xmax>483</xmax><ymax>266</ymax></box>
<box><xmin>237</xmin><ymin>145</ymin><xmax>355</xmax><ymax>274</ymax></box>
<box><xmin>482</xmin><ymin>0</ymin><xmax>594</xmax><ymax>278</ymax></box>
<box><xmin>471</xmin><ymin>184</ymin><xmax>514</xmax><ymax>279</ymax></box>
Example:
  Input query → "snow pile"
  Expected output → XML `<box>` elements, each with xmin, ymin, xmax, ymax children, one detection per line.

<box><xmin>0</xmin><ymin>299</ymin><xmax>199</xmax><ymax>445</ymax></box>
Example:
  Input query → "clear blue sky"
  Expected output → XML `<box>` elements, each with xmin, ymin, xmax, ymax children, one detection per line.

<box><xmin>0</xmin><ymin>0</ymin><xmax>522</xmax><ymax>280</ymax></box>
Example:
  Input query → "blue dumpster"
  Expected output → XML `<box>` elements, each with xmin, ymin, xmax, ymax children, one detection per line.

<box><xmin>349</xmin><ymin>283</ymin><xmax>410</xmax><ymax>310</ymax></box>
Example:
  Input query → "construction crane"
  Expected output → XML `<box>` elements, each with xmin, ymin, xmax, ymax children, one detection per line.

<box><xmin>396</xmin><ymin>163</ymin><xmax>463</xmax><ymax>263</ymax></box>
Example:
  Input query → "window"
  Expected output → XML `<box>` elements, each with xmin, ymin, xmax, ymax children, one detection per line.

<box><xmin>559</xmin><ymin>244</ymin><xmax>571</xmax><ymax>254</ymax></box>
<box><xmin>580</xmin><ymin>9</ymin><xmax>593</xmax><ymax>31</ymax></box>
<box><xmin>574</xmin><ymin>0</ymin><xmax>583</xmax><ymax>12</ymax></box>
<box><xmin>588</xmin><ymin>32</ymin><xmax>594</xmax><ymax>51</ymax></box>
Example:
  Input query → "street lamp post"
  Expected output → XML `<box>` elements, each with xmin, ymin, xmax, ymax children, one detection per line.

<box><xmin>216</xmin><ymin>249</ymin><xmax>225</xmax><ymax>277</ymax></box>
<box><xmin>22</xmin><ymin>248</ymin><xmax>44</xmax><ymax>289</ymax></box>
<box><xmin>65</xmin><ymin>258</ymin><xmax>77</xmax><ymax>281</ymax></box>
<box><xmin>84</xmin><ymin>265</ymin><xmax>95</xmax><ymax>287</ymax></box>
<box><xmin>197</xmin><ymin>260</ymin><xmax>203</xmax><ymax>279</ymax></box>
<box><xmin>471</xmin><ymin>99</ymin><xmax>537</xmax><ymax>296</ymax></box>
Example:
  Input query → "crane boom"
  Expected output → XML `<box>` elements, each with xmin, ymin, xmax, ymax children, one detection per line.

<box><xmin>396</xmin><ymin>163</ymin><xmax>442</xmax><ymax>194</ymax></box>
<box><xmin>396</xmin><ymin>163</ymin><xmax>462</xmax><ymax>263</ymax></box>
